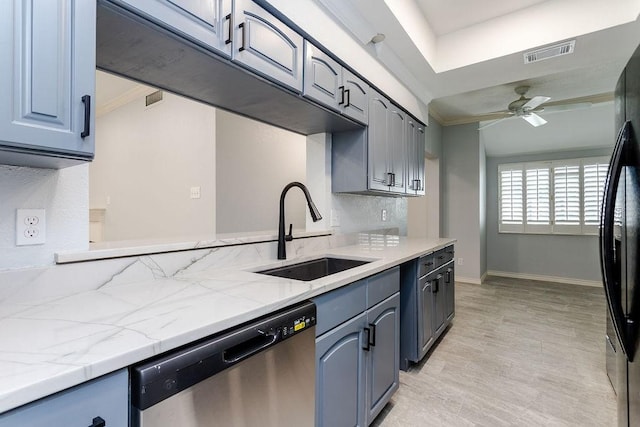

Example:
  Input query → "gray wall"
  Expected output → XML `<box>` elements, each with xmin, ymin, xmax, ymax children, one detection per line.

<box><xmin>479</xmin><ymin>138</ymin><xmax>487</xmax><ymax>276</ymax></box>
<box><xmin>486</xmin><ymin>148</ymin><xmax>612</xmax><ymax>282</ymax></box>
<box><xmin>425</xmin><ymin>115</ymin><xmax>442</xmax><ymax>159</ymax></box>
<box><xmin>215</xmin><ymin>110</ymin><xmax>306</xmax><ymax>234</ymax></box>
<box><xmin>441</xmin><ymin>123</ymin><xmax>486</xmax><ymax>282</ymax></box>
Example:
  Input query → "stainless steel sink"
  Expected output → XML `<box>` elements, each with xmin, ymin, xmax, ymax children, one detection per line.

<box><xmin>257</xmin><ymin>257</ymin><xmax>371</xmax><ymax>281</ymax></box>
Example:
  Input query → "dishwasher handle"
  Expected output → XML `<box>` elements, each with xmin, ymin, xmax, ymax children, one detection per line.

<box><xmin>222</xmin><ymin>329</ymin><xmax>281</xmax><ymax>364</ymax></box>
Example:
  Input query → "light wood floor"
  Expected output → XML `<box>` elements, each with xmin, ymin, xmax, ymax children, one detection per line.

<box><xmin>375</xmin><ymin>276</ymin><xmax>617</xmax><ymax>426</ymax></box>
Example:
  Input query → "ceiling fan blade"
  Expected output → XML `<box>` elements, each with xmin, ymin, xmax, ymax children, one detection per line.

<box><xmin>522</xmin><ymin>95</ymin><xmax>551</xmax><ymax>110</ymax></box>
<box><xmin>522</xmin><ymin>112</ymin><xmax>547</xmax><ymax>127</ymax></box>
<box><xmin>478</xmin><ymin>116</ymin><xmax>513</xmax><ymax>130</ymax></box>
<box><xmin>539</xmin><ymin>102</ymin><xmax>593</xmax><ymax>114</ymax></box>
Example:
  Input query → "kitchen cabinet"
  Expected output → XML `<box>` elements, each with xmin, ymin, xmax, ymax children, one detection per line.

<box><xmin>313</xmin><ymin>267</ymin><xmax>400</xmax><ymax>426</ymax></box>
<box><xmin>368</xmin><ymin>92</ymin><xmax>406</xmax><ymax>193</ymax></box>
<box><xmin>365</xmin><ymin>293</ymin><xmax>400</xmax><ymax>424</ymax></box>
<box><xmin>332</xmin><ymin>90</ymin><xmax>423</xmax><ymax>196</ymax></box>
<box><xmin>0</xmin><ymin>0</ymin><xmax>96</xmax><ymax>168</ymax></box>
<box><xmin>316</xmin><ymin>311</ymin><xmax>367</xmax><ymax>427</ymax></box>
<box><xmin>113</xmin><ymin>0</ymin><xmax>233</xmax><ymax>57</ymax></box>
<box><xmin>0</xmin><ymin>369</ymin><xmax>128</xmax><ymax>426</ymax></box>
<box><xmin>233</xmin><ymin>0</ymin><xmax>303</xmax><ymax>92</ymax></box>
<box><xmin>400</xmin><ymin>245</ymin><xmax>455</xmax><ymax>371</ymax></box>
<box><xmin>303</xmin><ymin>41</ymin><xmax>369</xmax><ymax>124</ymax></box>
<box><xmin>406</xmin><ymin>117</ymin><xmax>426</xmax><ymax>196</ymax></box>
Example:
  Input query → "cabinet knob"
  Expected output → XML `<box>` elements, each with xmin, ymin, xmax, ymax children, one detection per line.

<box><xmin>88</xmin><ymin>416</ymin><xmax>106</xmax><ymax>427</ymax></box>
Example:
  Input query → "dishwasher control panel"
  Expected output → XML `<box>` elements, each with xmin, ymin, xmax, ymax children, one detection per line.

<box><xmin>131</xmin><ymin>301</ymin><xmax>316</xmax><ymax>411</ymax></box>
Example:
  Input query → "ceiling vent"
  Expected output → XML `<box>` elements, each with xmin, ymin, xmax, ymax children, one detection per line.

<box><xmin>524</xmin><ymin>40</ymin><xmax>575</xmax><ymax>64</ymax></box>
<box><xmin>145</xmin><ymin>90</ymin><xmax>163</xmax><ymax>107</ymax></box>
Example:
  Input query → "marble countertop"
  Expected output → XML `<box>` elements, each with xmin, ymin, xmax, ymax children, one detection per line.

<box><xmin>0</xmin><ymin>236</ymin><xmax>454</xmax><ymax>414</ymax></box>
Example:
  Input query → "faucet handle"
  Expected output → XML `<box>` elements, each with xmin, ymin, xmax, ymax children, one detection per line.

<box><xmin>285</xmin><ymin>223</ymin><xmax>293</xmax><ymax>241</ymax></box>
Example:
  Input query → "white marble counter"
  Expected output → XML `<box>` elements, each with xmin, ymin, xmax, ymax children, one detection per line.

<box><xmin>0</xmin><ymin>235</ymin><xmax>454</xmax><ymax>414</ymax></box>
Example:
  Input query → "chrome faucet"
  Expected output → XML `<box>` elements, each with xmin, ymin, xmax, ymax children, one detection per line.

<box><xmin>278</xmin><ymin>182</ymin><xmax>322</xmax><ymax>260</ymax></box>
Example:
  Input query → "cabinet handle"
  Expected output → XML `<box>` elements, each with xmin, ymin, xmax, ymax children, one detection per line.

<box><xmin>81</xmin><ymin>95</ymin><xmax>90</xmax><ymax>139</ymax></box>
<box><xmin>392</xmin><ymin>173</ymin><xmax>396</xmax><ymax>187</ymax></box>
<box><xmin>345</xmin><ymin>88</ymin><xmax>351</xmax><ymax>107</ymax></box>
<box><xmin>446</xmin><ymin>269</ymin><xmax>452</xmax><ymax>283</ymax></box>
<box><xmin>224</xmin><ymin>14</ymin><xmax>232</xmax><ymax>44</ymax></box>
<box><xmin>386</xmin><ymin>172</ymin><xmax>394</xmax><ymax>186</ymax></box>
<box><xmin>88</xmin><ymin>416</ymin><xmax>106</xmax><ymax>427</ymax></box>
<box><xmin>433</xmin><ymin>275</ymin><xmax>442</xmax><ymax>293</ymax></box>
<box><xmin>238</xmin><ymin>22</ymin><xmax>246</xmax><ymax>51</ymax></box>
<box><xmin>363</xmin><ymin>327</ymin><xmax>371</xmax><ymax>351</ymax></box>
<box><xmin>368</xmin><ymin>323</ymin><xmax>376</xmax><ymax>347</ymax></box>
<box><xmin>338</xmin><ymin>86</ymin><xmax>345</xmax><ymax>105</ymax></box>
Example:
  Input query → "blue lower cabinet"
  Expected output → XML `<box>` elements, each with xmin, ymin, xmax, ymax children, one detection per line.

<box><xmin>0</xmin><ymin>369</ymin><xmax>128</xmax><ymax>427</ymax></box>
<box><xmin>365</xmin><ymin>293</ymin><xmax>400</xmax><ymax>424</ymax></box>
<box><xmin>314</xmin><ymin>268</ymin><xmax>400</xmax><ymax>426</ymax></box>
<box><xmin>316</xmin><ymin>311</ymin><xmax>368</xmax><ymax>427</ymax></box>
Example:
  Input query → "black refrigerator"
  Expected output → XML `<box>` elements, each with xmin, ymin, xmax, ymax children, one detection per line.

<box><xmin>601</xmin><ymin>43</ymin><xmax>640</xmax><ymax>427</ymax></box>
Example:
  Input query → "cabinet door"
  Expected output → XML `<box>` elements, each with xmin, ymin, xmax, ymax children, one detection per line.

<box><xmin>445</xmin><ymin>264</ymin><xmax>455</xmax><ymax>320</ymax></box>
<box><xmin>119</xmin><ymin>0</ymin><xmax>231</xmax><ymax>57</ymax></box>
<box><xmin>419</xmin><ymin>276</ymin><xmax>435</xmax><ymax>355</ymax></box>
<box><xmin>433</xmin><ymin>272</ymin><xmax>446</xmax><ymax>334</ymax></box>
<box><xmin>365</xmin><ymin>293</ymin><xmax>400</xmax><ymax>425</ymax></box>
<box><xmin>316</xmin><ymin>312</ymin><xmax>367</xmax><ymax>427</ymax></box>
<box><xmin>342</xmin><ymin>69</ymin><xmax>369</xmax><ymax>124</ymax></box>
<box><xmin>368</xmin><ymin>92</ymin><xmax>390</xmax><ymax>192</ymax></box>
<box><xmin>0</xmin><ymin>370</ymin><xmax>128</xmax><ymax>427</ymax></box>
<box><xmin>388</xmin><ymin>105</ymin><xmax>406</xmax><ymax>192</ymax></box>
<box><xmin>0</xmin><ymin>0</ymin><xmax>95</xmax><ymax>160</ymax></box>
<box><xmin>406</xmin><ymin>118</ymin><xmax>425</xmax><ymax>196</ymax></box>
<box><xmin>303</xmin><ymin>41</ymin><xmax>341</xmax><ymax>111</ymax></box>
<box><xmin>233</xmin><ymin>0</ymin><xmax>303</xmax><ymax>93</ymax></box>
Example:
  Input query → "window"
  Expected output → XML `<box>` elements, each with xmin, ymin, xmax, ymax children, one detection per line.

<box><xmin>498</xmin><ymin>157</ymin><xmax>609</xmax><ymax>235</ymax></box>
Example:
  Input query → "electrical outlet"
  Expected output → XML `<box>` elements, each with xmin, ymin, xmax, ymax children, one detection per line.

<box><xmin>330</xmin><ymin>209</ymin><xmax>340</xmax><ymax>227</ymax></box>
<box><xmin>381</xmin><ymin>209</ymin><xmax>388</xmax><ymax>222</ymax></box>
<box><xmin>457</xmin><ymin>257</ymin><xmax>464</xmax><ymax>266</ymax></box>
<box><xmin>16</xmin><ymin>209</ymin><xmax>46</xmax><ymax>246</ymax></box>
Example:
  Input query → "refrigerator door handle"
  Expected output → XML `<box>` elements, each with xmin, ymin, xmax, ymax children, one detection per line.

<box><xmin>600</xmin><ymin>120</ymin><xmax>633</xmax><ymax>361</ymax></box>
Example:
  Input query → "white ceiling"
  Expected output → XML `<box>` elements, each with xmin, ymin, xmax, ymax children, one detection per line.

<box><xmin>415</xmin><ymin>0</ymin><xmax>548</xmax><ymax>36</ymax></box>
<box><xmin>317</xmin><ymin>0</ymin><xmax>640</xmax><ymax>155</ymax></box>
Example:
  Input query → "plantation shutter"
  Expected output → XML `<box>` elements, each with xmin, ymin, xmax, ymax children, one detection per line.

<box><xmin>583</xmin><ymin>160</ymin><xmax>610</xmax><ymax>233</ymax></box>
<box><xmin>525</xmin><ymin>167</ymin><xmax>550</xmax><ymax>224</ymax></box>
<box><xmin>552</xmin><ymin>163</ymin><xmax>581</xmax><ymax>233</ymax></box>
<box><xmin>499</xmin><ymin>167</ymin><xmax>523</xmax><ymax>232</ymax></box>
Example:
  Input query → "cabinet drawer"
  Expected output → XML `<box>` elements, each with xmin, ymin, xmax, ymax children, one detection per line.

<box><xmin>367</xmin><ymin>267</ymin><xmax>399</xmax><ymax>308</ymax></box>
<box><xmin>418</xmin><ymin>253</ymin><xmax>436</xmax><ymax>277</ymax></box>
<box><xmin>0</xmin><ymin>369</ymin><xmax>128</xmax><ymax>426</ymax></box>
<box><xmin>434</xmin><ymin>247</ymin><xmax>454</xmax><ymax>269</ymax></box>
<box><xmin>313</xmin><ymin>279</ymin><xmax>367</xmax><ymax>336</ymax></box>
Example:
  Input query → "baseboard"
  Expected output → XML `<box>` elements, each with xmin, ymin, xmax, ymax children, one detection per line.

<box><xmin>456</xmin><ymin>275</ymin><xmax>483</xmax><ymax>285</ymax></box>
<box><xmin>486</xmin><ymin>270</ymin><xmax>602</xmax><ymax>288</ymax></box>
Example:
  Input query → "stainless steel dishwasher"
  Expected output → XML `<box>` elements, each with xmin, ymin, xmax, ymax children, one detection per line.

<box><xmin>130</xmin><ymin>301</ymin><xmax>316</xmax><ymax>427</ymax></box>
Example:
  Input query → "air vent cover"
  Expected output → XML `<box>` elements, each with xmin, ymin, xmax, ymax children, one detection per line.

<box><xmin>524</xmin><ymin>40</ymin><xmax>575</xmax><ymax>64</ymax></box>
<box><xmin>145</xmin><ymin>90</ymin><xmax>163</xmax><ymax>107</ymax></box>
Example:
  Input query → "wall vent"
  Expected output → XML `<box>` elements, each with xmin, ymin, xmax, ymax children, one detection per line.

<box><xmin>145</xmin><ymin>90</ymin><xmax>163</xmax><ymax>107</ymax></box>
<box><xmin>524</xmin><ymin>40</ymin><xmax>575</xmax><ymax>64</ymax></box>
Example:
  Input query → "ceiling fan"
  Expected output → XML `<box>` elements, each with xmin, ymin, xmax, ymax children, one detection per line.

<box><xmin>478</xmin><ymin>86</ymin><xmax>591</xmax><ymax>130</ymax></box>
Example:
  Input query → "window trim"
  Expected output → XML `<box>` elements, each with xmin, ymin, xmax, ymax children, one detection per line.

<box><xmin>498</xmin><ymin>156</ymin><xmax>609</xmax><ymax>236</ymax></box>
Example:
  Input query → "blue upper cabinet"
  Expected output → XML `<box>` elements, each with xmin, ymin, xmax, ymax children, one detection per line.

<box><xmin>232</xmin><ymin>0</ymin><xmax>303</xmax><ymax>93</ymax></box>
<box><xmin>115</xmin><ymin>0</ymin><xmax>233</xmax><ymax>57</ymax></box>
<box><xmin>304</xmin><ymin>41</ymin><xmax>369</xmax><ymax>125</ymax></box>
<box><xmin>0</xmin><ymin>0</ymin><xmax>96</xmax><ymax>168</ymax></box>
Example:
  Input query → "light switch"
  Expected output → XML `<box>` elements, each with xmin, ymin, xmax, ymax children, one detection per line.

<box><xmin>190</xmin><ymin>186</ymin><xmax>201</xmax><ymax>199</ymax></box>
